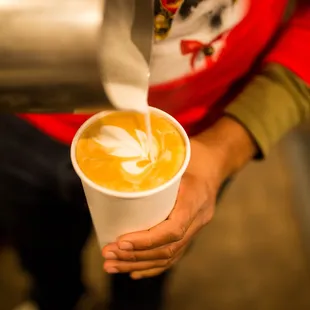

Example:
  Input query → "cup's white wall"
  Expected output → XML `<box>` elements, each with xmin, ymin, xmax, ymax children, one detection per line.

<box><xmin>82</xmin><ymin>178</ymin><xmax>181</xmax><ymax>248</ymax></box>
<box><xmin>71</xmin><ymin>107</ymin><xmax>190</xmax><ymax>249</ymax></box>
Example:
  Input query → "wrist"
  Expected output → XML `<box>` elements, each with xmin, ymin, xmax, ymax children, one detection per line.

<box><xmin>192</xmin><ymin>116</ymin><xmax>257</xmax><ymax>185</ymax></box>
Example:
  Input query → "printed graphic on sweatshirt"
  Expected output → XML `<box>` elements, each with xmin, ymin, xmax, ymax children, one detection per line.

<box><xmin>151</xmin><ymin>0</ymin><xmax>249</xmax><ymax>85</ymax></box>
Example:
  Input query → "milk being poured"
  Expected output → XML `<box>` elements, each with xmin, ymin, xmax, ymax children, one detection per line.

<box><xmin>103</xmin><ymin>83</ymin><xmax>154</xmax><ymax>162</ymax></box>
<box><xmin>100</xmin><ymin>0</ymin><xmax>154</xmax><ymax>161</ymax></box>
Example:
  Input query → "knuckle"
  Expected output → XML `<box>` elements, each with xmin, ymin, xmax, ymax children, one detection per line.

<box><xmin>118</xmin><ymin>250</ymin><xmax>137</xmax><ymax>262</ymax></box>
<box><xmin>170</xmin><ymin>225</ymin><xmax>186</xmax><ymax>242</ymax></box>
<box><xmin>159</xmin><ymin>259</ymin><xmax>171</xmax><ymax>267</ymax></box>
<box><xmin>166</xmin><ymin>245</ymin><xmax>176</xmax><ymax>259</ymax></box>
<box><xmin>145</xmin><ymin>231</ymin><xmax>155</xmax><ymax>248</ymax></box>
<box><xmin>128</xmin><ymin>252</ymin><xmax>137</xmax><ymax>262</ymax></box>
<box><xmin>201</xmin><ymin>208</ymin><xmax>214</xmax><ymax>226</ymax></box>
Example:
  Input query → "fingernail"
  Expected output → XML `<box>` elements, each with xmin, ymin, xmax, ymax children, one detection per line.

<box><xmin>106</xmin><ymin>267</ymin><xmax>119</xmax><ymax>274</ymax></box>
<box><xmin>131</xmin><ymin>273</ymin><xmax>143</xmax><ymax>280</ymax></box>
<box><xmin>119</xmin><ymin>241</ymin><xmax>133</xmax><ymax>251</ymax></box>
<box><xmin>105</xmin><ymin>252</ymin><xmax>117</xmax><ymax>260</ymax></box>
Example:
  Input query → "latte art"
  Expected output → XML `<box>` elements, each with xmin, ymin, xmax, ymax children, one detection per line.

<box><xmin>75</xmin><ymin>111</ymin><xmax>186</xmax><ymax>192</ymax></box>
<box><xmin>93</xmin><ymin>125</ymin><xmax>159</xmax><ymax>175</ymax></box>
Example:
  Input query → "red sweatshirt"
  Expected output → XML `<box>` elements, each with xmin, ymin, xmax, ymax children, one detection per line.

<box><xmin>19</xmin><ymin>0</ymin><xmax>310</xmax><ymax>145</ymax></box>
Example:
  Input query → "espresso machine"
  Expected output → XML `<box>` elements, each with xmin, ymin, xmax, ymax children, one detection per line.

<box><xmin>0</xmin><ymin>0</ymin><xmax>154</xmax><ymax>112</ymax></box>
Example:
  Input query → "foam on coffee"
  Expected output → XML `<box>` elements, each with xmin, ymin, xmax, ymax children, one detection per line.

<box><xmin>75</xmin><ymin>111</ymin><xmax>186</xmax><ymax>192</ymax></box>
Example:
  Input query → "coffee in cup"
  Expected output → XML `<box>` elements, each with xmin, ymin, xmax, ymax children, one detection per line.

<box><xmin>71</xmin><ymin>108</ymin><xmax>190</xmax><ymax>247</ymax></box>
<box><xmin>75</xmin><ymin>111</ymin><xmax>186</xmax><ymax>193</ymax></box>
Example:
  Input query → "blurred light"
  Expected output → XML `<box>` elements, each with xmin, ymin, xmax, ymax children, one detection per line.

<box><xmin>77</xmin><ymin>11</ymin><xmax>101</xmax><ymax>26</ymax></box>
<box><xmin>0</xmin><ymin>0</ymin><xmax>20</xmax><ymax>6</ymax></box>
<box><xmin>0</xmin><ymin>0</ymin><xmax>102</xmax><ymax>26</ymax></box>
<box><xmin>0</xmin><ymin>0</ymin><xmax>42</xmax><ymax>8</ymax></box>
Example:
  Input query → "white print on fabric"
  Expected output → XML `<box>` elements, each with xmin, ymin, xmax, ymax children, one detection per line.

<box><xmin>151</xmin><ymin>0</ymin><xmax>249</xmax><ymax>85</ymax></box>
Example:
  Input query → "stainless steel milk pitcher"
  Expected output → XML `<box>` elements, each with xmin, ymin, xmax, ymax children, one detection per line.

<box><xmin>0</xmin><ymin>0</ymin><xmax>154</xmax><ymax>112</ymax></box>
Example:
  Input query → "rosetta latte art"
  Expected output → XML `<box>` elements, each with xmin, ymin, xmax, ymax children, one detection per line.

<box><xmin>76</xmin><ymin>111</ymin><xmax>186</xmax><ymax>192</ymax></box>
<box><xmin>93</xmin><ymin>125</ymin><xmax>159</xmax><ymax>175</ymax></box>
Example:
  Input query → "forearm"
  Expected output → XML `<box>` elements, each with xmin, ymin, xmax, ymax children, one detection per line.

<box><xmin>193</xmin><ymin>116</ymin><xmax>257</xmax><ymax>187</ymax></box>
<box><xmin>192</xmin><ymin>2</ymin><xmax>310</xmax><ymax>186</ymax></box>
<box><xmin>192</xmin><ymin>63</ymin><xmax>310</xmax><ymax>187</ymax></box>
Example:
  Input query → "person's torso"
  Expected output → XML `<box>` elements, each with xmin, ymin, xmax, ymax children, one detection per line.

<box><xmin>20</xmin><ymin>0</ymin><xmax>289</xmax><ymax>144</ymax></box>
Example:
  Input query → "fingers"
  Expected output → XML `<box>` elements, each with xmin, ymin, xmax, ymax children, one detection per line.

<box><xmin>103</xmin><ymin>245</ymin><xmax>185</xmax><ymax>276</ymax></box>
<box><xmin>130</xmin><ymin>268</ymin><xmax>166</xmax><ymax>279</ymax></box>
<box><xmin>129</xmin><ymin>248</ymin><xmax>186</xmax><ymax>280</ymax></box>
<box><xmin>103</xmin><ymin>243</ymin><xmax>178</xmax><ymax>262</ymax></box>
<box><xmin>116</xmin><ymin>219</ymin><xmax>186</xmax><ymax>251</ymax></box>
<box><xmin>116</xmin><ymin>179</ymin><xmax>199</xmax><ymax>251</ymax></box>
<box><xmin>103</xmin><ymin>258</ymin><xmax>171</xmax><ymax>274</ymax></box>
<box><xmin>103</xmin><ymin>221</ymin><xmax>199</xmax><ymax>275</ymax></box>
<box><xmin>102</xmin><ymin>204</ymin><xmax>208</xmax><ymax>267</ymax></box>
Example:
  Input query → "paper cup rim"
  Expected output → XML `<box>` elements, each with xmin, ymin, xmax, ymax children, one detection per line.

<box><xmin>70</xmin><ymin>107</ymin><xmax>191</xmax><ymax>199</ymax></box>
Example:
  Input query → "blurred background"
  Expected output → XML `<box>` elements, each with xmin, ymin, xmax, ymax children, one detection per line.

<box><xmin>1</xmin><ymin>122</ymin><xmax>310</xmax><ymax>310</ymax></box>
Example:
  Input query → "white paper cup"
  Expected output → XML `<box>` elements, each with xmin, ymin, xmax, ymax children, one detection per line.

<box><xmin>71</xmin><ymin>107</ymin><xmax>191</xmax><ymax>248</ymax></box>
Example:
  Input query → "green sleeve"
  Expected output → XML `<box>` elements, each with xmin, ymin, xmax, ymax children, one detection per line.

<box><xmin>224</xmin><ymin>63</ymin><xmax>310</xmax><ymax>158</ymax></box>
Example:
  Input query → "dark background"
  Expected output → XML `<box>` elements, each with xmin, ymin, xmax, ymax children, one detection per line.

<box><xmin>1</xmin><ymin>122</ymin><xmax>310</xmax><ymax>310</ymax></box>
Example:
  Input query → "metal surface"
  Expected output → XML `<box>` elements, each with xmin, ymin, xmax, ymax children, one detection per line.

<box><xmin>0</xmin><ymin>0</ymin><xmax>154</xmax><ymax>112</ymax></box>
<box><xmin>99</xmin><ymin>0</ymin><xmax>154</xmax><ymax>111</ymax></box>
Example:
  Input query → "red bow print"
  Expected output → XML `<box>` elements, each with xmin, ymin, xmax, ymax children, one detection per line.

<box><xmin>180</xmin><ymin>33</ymin><xmax>225</xmax><ymax>70</ymax></box>
<box><xmin>180</xmin><ymin>40</ymin><xmax>209</xmax><ymax>69</ymax></box>
<box><xmin>160</xmin><ymin>0</ymin><xmax>183</xmax><ymax>14</ymax></box>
